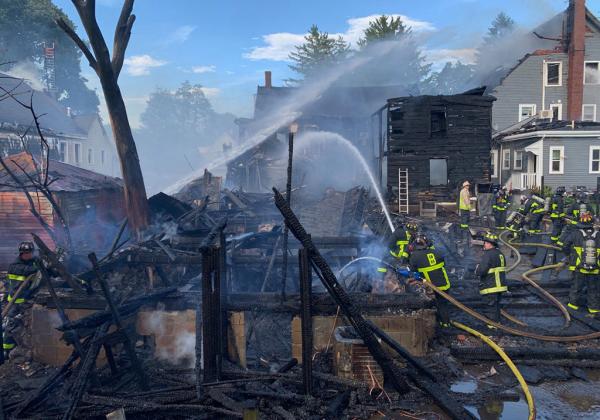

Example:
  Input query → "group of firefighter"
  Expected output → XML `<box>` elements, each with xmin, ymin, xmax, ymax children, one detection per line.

<box><xmin>492</xmin><ymin>185</ymin><xmax>600</xmax><ymax>314</ymax></box>
<box><xmin>378</xmin><ymin>215</ymin><xmax>507</xmax><ymax>328</ymax></box>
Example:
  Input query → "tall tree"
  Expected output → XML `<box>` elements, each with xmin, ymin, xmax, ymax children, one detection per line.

<box><xmin>483</xmin><ymin>12</ymin><xmax>515</xmax><ymax>45</ymax></box>
<box><xmin>136</xmin><ymin>81</ymin><xmax>236</xmax><ymax>192</ymax></box>
<box><xmin>288</xmin><ymin>25</ymin><xmax>350</xmax><ymax>83</ymax></box>
<box><xmin>427</xmin><ymin>62</ymin><xmax>475</xmax><ymax>95</ymax></box>
<box><xmin>357</xmin><ymin>15</ymin><xmax>410</xmax><ymax>48</ymax></box>
<box><xmin>57</xmin><ymin>0</ymin><xmax>150</xmax><ymax>237</ymax></box>
<box><xmin>0</xmin><ymin>0</ymin><xmax>99</xmax><ymax>113</ymax></box>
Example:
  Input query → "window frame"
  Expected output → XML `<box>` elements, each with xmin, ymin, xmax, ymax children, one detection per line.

<box><xmin>502</xmin><ymin>149</ymin><xmax>511</xmax><ymax>170</ymax></box>
<box><xmin>73</xmin><ymin>142</ymin><xmax>82</xmax><ymax>165</ymax></box>
<box><xmin>491</xmin><ymin>150</ymin><xmax>498</xmax><ymax>178</ymax></box>
<box><xmin>549</xmin><ymin>145</ymin><xmax>565</xmax><ymax>175</ymax></box>
<box><xmin>519</xmin><ymin>104</ymin><xmax>537</xmax><ymax>121</ymax></box>
<box><xmin>550</xmin><ymin>103</ymin><xmax>562</xmax><ymax>121</ymax></box>
<box><xmin>590</xmin><ymin>146</ymin><xmax>600</xmax><ymax>174</ymax></box>
<box><xmin>514</xmin><ymin>150</ymin><xmax>524</xmax><ymax>170</ymax></box>
<box><xmin>101</xmin><ymin>150</ymin><xmax>105</xmax><ymax>166</ymax></box>
<box><xmin>58</xmin><ymin>140</ymin><xmax>68</xmax><ymax>163</ymax></box>
<box><xmin>87</xmin><ymin>147</ymin><xmax>94</xmax><ymax>165</ymax></box>
<box><xmin>584</xmin><ymin>61</ymin><xmax>600</xmax><ymax>85</ymax></box>
<box><xmin>545</xmin><ymin>61</ymin><xmax>562</xmax><ymax>86</ymax></box>
<box><xmin>429</xmin><ymin>158</ymin><xmax>448</xmax><ymax>186</ymax></box>
<box><xmin>582</xmin><ymin>104</ymin><xmax>597</xmax><ymax>122</ymax></box>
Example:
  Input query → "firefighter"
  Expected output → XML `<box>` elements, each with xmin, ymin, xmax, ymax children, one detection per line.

<box><xmin>458</xmin><ymin>180</ymin><xmax>471</xmax><ymax>231</ymax></box>
<box><xmin>549</xmin><ymin>186</ymin><xmax>566</xmax><ymax>242</ymax></box>
<box><xmin>474</xmin><ymin>232</ymin><xmax>508</xmax><ymax>324</ymax></box>
<box><xmin>561</xmin><ymin>211</ymin><xmax>600</xmax><ymax>314</ymax></box>
<box><xmin>522</xmin><ymin>193</ymin><xmax>546</xmax><ymax>233</ymax></box>
<box><xmin>409</xmin><ymin>234</ymin><xmax>451</xmax><ymax>327</ymax></box>
<box><xmin>3</xmin><ymin>242</ymin><xmax>42</xmax><ymax>361</ymax></box>
<box><xmin>492</xmin><ymin>187</ymin><xmax>510</xmax><ymax>230</ymax></box>
<box><xmin>387</xmin><ymin>221</ymin><xmax>411</xmax><ymax>264</ymax></box>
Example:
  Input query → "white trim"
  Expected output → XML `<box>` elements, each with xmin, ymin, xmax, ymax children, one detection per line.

<box><xmin>544</xmin><ymin>61</ymin><xmax>562</xmax><ymax>86</ymax></box>
<box><xmin>549</xmin><ymin>146</ymin><xmax>564</xmax><ymax>175</ymax></box>
<box><xmin>590</xmin><ymin>145</ymin><xmax>600</xmax><ymax>174</ymax></box>
<box><xmin>502</xmin><ymin>130</ymin><xmax>600</xmax><ymax>141</ymax></box>
<box><xmin>550</xmin><ymin>103</ymin><xmax>562</xmax><ymax>120</ymax></box>
<box><xmin>519</xmin><ymin>104</ymin><xmax>537</xmax><ymax>122</ymax></box>
<box><xmin>502</xmin><ymin>149</ymin><xmax>511</xmax><ymax>170</ymax></box>
<box><xmin>514</xmin><ymin>150</ymin><xmax>523</xmax><ymax>170</ymax></box>
<box><xmin>491</xmin><ymin>150</ymin><xmax>498</xmax><ymax>178</ymax></box>
<box><xmin>583</xmin><ymin>104</ymin><xmax>597</xmax><ymax>122</ymax></box>
<box><xmin>584</xmin><ymin>61</ymin><xmax>600</xmax><ymax>85</ymax></box>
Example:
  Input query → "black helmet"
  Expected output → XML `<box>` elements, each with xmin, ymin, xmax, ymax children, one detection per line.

<box><xmin>414</xmin><ymin>234</ymin><xmax>430</xmax><ymax>248</ymax></box>
<box><xmin>481</xmin><ymin>231</ymin><xmax>499</xmax><ymax>247</ymax></box>
<box><xmin>555</xmin><ymin>186</ymin><xmax>566</xmax><ymax>195</ymax></box>
<box><xmin>18</xmin><ymin>241</ymin><xmax>34</xmax><ymax>254</ymax></box>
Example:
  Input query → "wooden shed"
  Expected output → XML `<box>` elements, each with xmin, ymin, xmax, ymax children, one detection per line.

<box><xmin>0</xmin><ymin>152</ymin><xmax>125</xmax><ymax>270</ymax></box>
<box><xmin>373</xmin><ymin>89</ymin><xmax>495</xmax><ymax>213</ymax></box>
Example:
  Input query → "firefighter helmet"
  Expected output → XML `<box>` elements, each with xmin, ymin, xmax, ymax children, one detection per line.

<box><xmin>414</xmin><ymin>234</ymin><xmax>430</xmax><ymax>248</ymax></box>
<box><xmin>18</xmin><ymin>241</ymin><xmax>34</xmax><ymax>254</ymax></box>
<box><xmin>406</xmin><ymin>222</ymin><xmax>419</xmax><ymax>233</ymax></box>
<box><xmin>481</xmin><ymin>232</ymin><xmax>499</xmax><ymax>247</ymax></box>
<box><xmin>580</xmin><ymin>211</ymin><xmax>594</xmax><ymax>225</ymax></box>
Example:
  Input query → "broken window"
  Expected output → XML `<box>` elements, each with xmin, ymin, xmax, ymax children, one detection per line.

<box><xmin>545</xmin><ymin>62</ymin><xmax>561</xmax><ymax>86</ymax></box>
<box><xmin>430</xmin><ymin>109</ymin><xmax>447</xmax><ymax>137</ymax></box>
<box><xmin>429</xmin><ymin>159</ymin><xmax>447</xmax><ymax>186</ymax></box>
<box><xmin>389</xmin><ymin>106</ymin><xmax>404</xmax><ymax>135</ymax></box>
<box><xmin>585</xmin><ymin>62</ymin><xmax>600</xmax><ymax>85</ymax></box>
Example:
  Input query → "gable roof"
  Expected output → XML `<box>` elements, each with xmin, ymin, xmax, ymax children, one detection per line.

<box><xmin>0</xmin><ymin>73</ymin><xmax>86</xmax><ymax>137</ymax></box>
<box><xmin>0</xmin><ymin>151</ymin><xmax>123</xmax><ymax>192</ymax></box>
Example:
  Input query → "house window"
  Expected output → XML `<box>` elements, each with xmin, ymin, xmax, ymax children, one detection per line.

<box><xmin>74</xmin><ymin>143</ymin><xmax>81</xmax><ymax>165</ymax></box>
<box><xmin>58</xmin><ymin>141</ymin><xmax>68</xmax><ymax>162</ymax></box>
<box><xmin>430</xmin><ymin>109</ymin><xmax>447</xmax><ymax>137</ymax></box>
<box><xmin>550</xmin><ymin>103</ymin><xmax>562</xmax><ymax>121</ymax></box>
<box><xmin>101</xmin><ymin>150</ymin><xmax>105</xmax><ymax>165</ymax></box>
<box><xmin>583</xmin><ymin>104</ymin><xmax>597</xmax><ymax>122</ymax></box>
<box><xmin>491</xmin><ymin>150</ymin><xmax>498</xmax><ymax>178</ymax></box>
<box><xmin>585</xmin><ymin>62</ymin><xmax>599</xmax><ymax>85</ymax></box>
<box><xmin>549</xmin><ymin>146</ymin><xmax>564</xmax><ymax>174</ymax></box>
<box><xmin>429</xmin><ymin>159</ymin><xmax>447</xmax><ymax>186</ymax></box>
<box><xmin>519</xmin><ymin>104</ymin><xmax>536</xmax><ymax>121</ymax></box>
<box><xmin>87</xmin><ymin>148</ymin><xmax>93</xmax><ymax>165</ymax></box>
<box><xmin>514</xmin><ymin>150</ymin><xmax>523</xmax><ymax>170</ymax></box>
<box><xmin>590</xmin><ymin>146</ymin><xmax>600</xmax><ymax>174</ymax></box>
<box><xmin>502</xmin><ymin>149</ymin><xmax>511</xmax><ymax>170</ymax></box>
<box><xmin>545</xmin><ymin>62</ymin><xmax>562</xmax><ymax>86</ymax></box>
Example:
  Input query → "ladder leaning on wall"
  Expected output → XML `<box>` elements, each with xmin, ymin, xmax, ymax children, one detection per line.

<box><xmin>398</xmin><ymin>168</ymin><xmax>409</xmax><ymax>214</ymax></box>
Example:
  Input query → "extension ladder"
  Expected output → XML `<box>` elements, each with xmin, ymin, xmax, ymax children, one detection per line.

<box><xmin>398</xmin><ymin>168</ymin><xmax>409</xmax><ymax>214</ymax></box>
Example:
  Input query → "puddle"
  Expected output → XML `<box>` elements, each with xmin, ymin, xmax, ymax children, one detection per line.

<box><xmin>451</xmin><ymin>380</ymin><xmax>477</xmax><ymax>393</ymax></box>
<box><xmin>476</xmin><ymin>400</ymin><xmax>529</xmax><ymax>419</ymax></box>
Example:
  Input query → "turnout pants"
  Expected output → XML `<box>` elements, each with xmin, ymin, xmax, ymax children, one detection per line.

<box><xmin>459</xmin><ymin>210</ymin><xmax>470</xmax><ymax>229</ymax></box>
<box><xmin>551</xmin><ymin>218</ymin><xmax>564</xmax><ymax>242</ymax></box>
<box><xmin>493</xmin><ymin>210</ymin><xmax>507</xmax><ymax>229</ymax></box>
<box><xmin>435</xmin><ymin>294</ymin><xmax>451</xmax><ymax>325</ymax></box>
<box><xmin>528</xmin><ymin>213</ymin><xmax>544</xmax><ymax>232</ymax></box>
<box><xmin>3</xmin><ymin>302</ymin><xmax>33</xmax><ymax>361</ymax></box>
<box><xmin>481</xmin><ymin>293</ymin><xmax>502</xmax><ymax>322</ymax></box>
<box><xmin>569</xmin><ymin>271</ymin><xmax>600</xmax><ymax>312</ymax></box>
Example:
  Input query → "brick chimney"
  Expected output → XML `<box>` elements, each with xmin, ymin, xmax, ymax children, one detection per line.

<box><xmin>264</xmin><ymin>71</ymin><xmax>272</xmax><ymax>89</ymax></box>
<box><xmin>567</xmin><ymin>0</ymin><xmax>586</xmax><ymax>120</ymax></box>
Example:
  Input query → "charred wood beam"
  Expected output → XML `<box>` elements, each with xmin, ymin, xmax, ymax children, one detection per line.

<box><xmin>281</xmin><ymin>129</ymin><xmax>295</xmax><ymax>300</ymax></box>
<box><xmin>201</xmin><ymin>246</ymin><xmax>222</xmax><ymax>383</ymax></box>
<box><xmin>31</xmin><ymin>233</ymin><xmax>86</xmax><ymax>293</ymax></box>
<box><xmin>272</xmin><ymin>187</ymin><xmax>410</xmax><ymax>394</ymax></box>
<box><xmin>298</xmin><ymin>248</ymin><xmax>313</xmax><ymax>395</ymax></box>
<box><xmin>199</xmin><ymin>218</ymin><xmax>227</xmax><ymax>252</ymax></box>
<box><xmin>126</xmin><ymin>252</ymin><xmax>203</xmax><ymax>265</ymax></box>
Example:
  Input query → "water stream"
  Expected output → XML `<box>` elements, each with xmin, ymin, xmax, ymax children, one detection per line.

<box><xmin>296</xmin><ymin>131</ymin><xmax>395</xmax><ymax>232</ymax></box>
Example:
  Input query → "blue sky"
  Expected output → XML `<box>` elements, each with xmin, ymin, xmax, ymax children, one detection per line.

<box><xmin>52</xmin><ymin>0</ymin><xmax>600</xmax><ymax>127</ymax></box>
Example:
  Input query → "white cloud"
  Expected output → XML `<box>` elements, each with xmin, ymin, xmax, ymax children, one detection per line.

<box><xmin>244</xmin><ymin>14</ymin><xmax>436</xmax><ymax>62</ymax></box>
<box><xmin>164</xmin><ymin>25</ymin><xmax>197</xmax><ymax>45</ymax></box>
<box><xmin>192</xmin><ymin>65</ymin><xmax>217</xmax><ymax>74</ymax></box>
<box><xmin>124</xmin><ymin>55</ymin><xmax>167</xmax><ymax>76</ymax></box>
<box><xmin>425</xmin><ymin>48</ymin><xmax>477</xmax><ymax>65</ymax></box>
<box><xmin>200</xmin><ymin>87</ymin><xmax>220</xmax><ymax>98</ymax></box>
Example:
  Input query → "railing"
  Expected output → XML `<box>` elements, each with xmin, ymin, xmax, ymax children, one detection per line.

<box><xmin>509</xmin><ymin>173</ymin><xmax>540</xmax><ymax>190</ymax></box>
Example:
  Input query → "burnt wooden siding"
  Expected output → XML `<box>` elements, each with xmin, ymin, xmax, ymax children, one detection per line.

<box><xmin>386</xmin><ymin>94</ymin><xmax>495</xmax><ymax>208</ymax></box>
<box><xmin>0</xmin><ymin>192</ymin><xmax>55</xmax><ymax>270</ymax></box>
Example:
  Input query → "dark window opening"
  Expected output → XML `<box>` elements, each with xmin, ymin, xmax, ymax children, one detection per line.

<box><xmin>552</xmin><ymin>106</ymin><xmax>560</xmax><ymax>120</ymax></box>
<box><xmin>429</xmin><ymin>159</ymin><xmax>448</xmax><ymax>186</ymax></box>
<box><xmin>546</xmin><ymin>63</ymin><xmax>560</xmax><ymax>85</ymax></box>
<box><xmin>430</xmin><ymin>110</ymin><xmax>447</xmax><ymax>137</ymax></box>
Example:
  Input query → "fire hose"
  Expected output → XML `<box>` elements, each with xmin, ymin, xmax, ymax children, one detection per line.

<box><xmin>452</xmin><ymin>321</ymin><xmax>536</xmax><ymax>420</ymax></box>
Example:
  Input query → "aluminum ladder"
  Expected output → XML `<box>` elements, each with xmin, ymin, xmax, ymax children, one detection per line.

<box><xmin>398</xmin><ymin>168</ymin><xmax>409</xmax><ymax>214</ymax></box>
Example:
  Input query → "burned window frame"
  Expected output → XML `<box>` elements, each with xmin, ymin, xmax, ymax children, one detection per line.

<box><xmin>388</xmin><ymin>103</ymin><xmax>405</xmax><ymax>136</ymax></box>
<box><xmin>545</xmin><ymin>61</ymin><xmax>562</xmax><ymax>86</ymax></box>
<box><xmin>430</xmin><ymin>106</ymin><xmax>447</xmax><ymax>138</ymax></box>
<box><xmin>584</xmin><ymin>62</ymin><xmax>600</xmax><ymax>85</ymax></box>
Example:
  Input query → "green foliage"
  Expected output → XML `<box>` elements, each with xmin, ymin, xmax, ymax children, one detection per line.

<box><xmin>530</xmin><ymin>185</ymin><xmax>553</xmax><ymax>198</ymax></box>
<box><xmin>427</xmin><ymin>61</ymin><xmax>475</xmax><ymax>94</ymax></box>
<box><xmin>288</xmin><ymin>25</ymin><xmax>350</xmax><ymax>83</ymax></box>
<box><xmin>357</xmin><ymin>15</ymin><xmax>410</xmax><ymax>48</ymax></box>
<box><xmin>484</xmin><ymin>12</ymin><xmax>516</xmax><ymax>44</ymax></box>
<box><xmin>0</xmin><ymin>0</ymin><xmax>99</xmax><ymax>113</ymax></box>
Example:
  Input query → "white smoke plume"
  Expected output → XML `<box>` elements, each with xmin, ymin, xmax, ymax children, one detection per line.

<box><xmin>5</xmin><ymin>61</ymin><xmax>45</xmax><ymax>91</ymax></box>
<box><xmin>142</xmin><ymin>311</ymin><xmax>198</xmax><ymax>368</ymax></box>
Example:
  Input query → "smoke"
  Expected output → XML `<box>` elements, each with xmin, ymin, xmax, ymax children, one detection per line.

<box><xmin>142</xmin><ymin>311</ymin><xmax>198</xmax><ymax>368</ymax></box>
<box><xmin>5</xmin><ymin>61</ymin><xmax>45</xmax><ymax>91</ymax></box>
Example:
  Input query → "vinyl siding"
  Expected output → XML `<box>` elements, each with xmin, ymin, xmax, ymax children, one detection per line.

<box><xmin>542</xmin><ymin>136</ymin><xmax>600</xmax><ymax>190</ymax></box>
<box><xmin>583</xmin><ymin>37</ymin><xmax>600</xmax><ymax>121</ymax></box>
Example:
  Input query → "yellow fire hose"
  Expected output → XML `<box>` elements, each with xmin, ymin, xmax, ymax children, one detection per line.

<box><xmin>452</xmin><ymin>321</ymin><xmax>536</xmax><ymax>420</ymax></box>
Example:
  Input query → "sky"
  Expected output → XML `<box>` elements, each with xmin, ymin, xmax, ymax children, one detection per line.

<box><xmin>51</xmin><ymin>0</ymin><xmax>600</xmax><ymax>128</ymax></box>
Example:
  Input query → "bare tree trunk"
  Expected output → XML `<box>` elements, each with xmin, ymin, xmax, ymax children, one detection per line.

<box><xmin>57</xmin><ymin>0</ymin><xmax>149</xmax><ymax>237</ymax></box>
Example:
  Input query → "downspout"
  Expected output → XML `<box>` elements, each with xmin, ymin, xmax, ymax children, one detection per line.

<box><xmin>499</xmin><ymin>143</ymin><xmax>503</xmax><ymax>186</ymax></box>
<box><xmin>540</xmin><ymin>135</ymin><xmax>546</xmax><ymax>189</ymax></box>
<box><xmin>542</xmin><ymin>59</ymin><xmax>546</xmax><ymax>115</ymax></box>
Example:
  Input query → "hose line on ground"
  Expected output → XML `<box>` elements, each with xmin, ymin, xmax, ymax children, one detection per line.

<box><xmin>452</xmin><ymin>321</ymin><xmax>536</xmax><ymax>420</ymax></box>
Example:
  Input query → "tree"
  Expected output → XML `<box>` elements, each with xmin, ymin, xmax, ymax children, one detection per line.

<box><xmin>427</xmin><ymin>62</ymin><xmax>475</xmax><ymax>95</ymax></box>
<box><xmin>57</xmin><ymin>0</ymin><xmax>150</xmax><ymax>237</ymax></box>
<box><xmin>136</xmin><ymin>81</ymin><xmax>236</xmax><ymax>193</ymax></box>
<box><xmin>357</xmin><ymin>15</ymin><xmax>410</xmax><ymax>48</ymax></box>
<box><xmin>483</xmin><ymin>12</ymin><xmax>515</xmax><ymax>45</ymax></box>
<box><xmin>0</xmin><ymin>0</ymin><xmax>99</xmax><ymax>113</ymax></box>
<box><xmin>288</xmin><ymin>25</ymin><xmax>350</xmax><ymax>83</ymax></box>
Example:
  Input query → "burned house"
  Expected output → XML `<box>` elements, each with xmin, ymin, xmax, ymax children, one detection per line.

<box><xmin>0</xmin><ymin>152</ymin><xmax>125</xmax><ymax>269</ymax></box>
<box><xmin>227</xmin><ymin>71</ymin><xmax>410</xmax><ymax>192</ymax></box>
<box><xmin>373</xmin><ymin>89</ymin><xmax>495</xmax><ymax>213</ymax></box>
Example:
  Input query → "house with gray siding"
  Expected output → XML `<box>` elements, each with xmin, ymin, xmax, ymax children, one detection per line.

<box><xmin>491</xmin><ymin>120</ymin><xmax>600</xmax><ymax>192</ymax></box>
<box><xmin>491</xmin><ymin>0</ymin><xmax>600</xmax><ymax>132</ymax></box>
